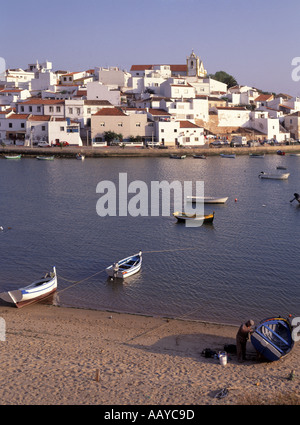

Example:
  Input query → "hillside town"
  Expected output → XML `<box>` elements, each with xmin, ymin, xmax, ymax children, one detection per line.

<box><xmin>0</xmin><ymin>51</ymin><xmax>299</xmax><ymax>149</ymax></box>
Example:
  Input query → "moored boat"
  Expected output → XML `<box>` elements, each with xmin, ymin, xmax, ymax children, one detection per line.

<box><xmin>276</xmin><ymin>166</ymin><xmax>287</xmax><ymax>170</ymax></box>
<box><xmin>258</xmin><ymin>171</ymin><xmax>289</xmax><ymax>180</ymax></box>
<box><xmin>76</xmin><ymin>153</ymin><xmax>85</xmax><ymax>160</ymax></box>
<box><xmin>193</xmin><ymin>154</ymin><xmax>206</xmax><ymax>159</ymax></box>
<box><xmin>277</xmin><ymin>150</ymin><xmax>285</xmax><ymax>156</ymax></box>
<box><xmin>220</xmin><ymin>154</ymin><xmax>235</xmax><ymax>158</ymax></box>
<box><xmin>173</xmin><ymin>211</ymin><xmax>215</xmax><ymax>223</ymax></box>
<box><xmin>170</xmin><ymin>154</ymin><xmax>186</xmax><ymax>159</ymax></box>
<box><xmin>289</xmin><ymin>153</ymin><xmax>300</xmax><ymax>157</ymax></box>
<box><xmin>4</xmin><ymin>155</ymin><xmax>21</xmax><ymax>159</ymax></box>
<box><xmin>249</xmin><ymin>153</ymin><xmax>264</xmax><ymax>158</ymax></box>
<box><xmin>251</xmin><ymin>317</ymin><xmax>294</xmax><ymax>362</ymax></box>
<box><xmin>106</xmin><ymin>251</ymin><xmax>142</xmax><ymax>279</ymax></box>
<box><xmin>36</xmin><ymin>156</ymin><xmax>54</xmax><ymax>161</ymax></box>
<box><xmin>0</xmin><ymin>267</ymin><xmax>57</xmax><ymax>308</ymax></box>
<box><xmin>186</xmin><ymin>196</ymin><xmax>228</xmax><ymax>204</ymax></box>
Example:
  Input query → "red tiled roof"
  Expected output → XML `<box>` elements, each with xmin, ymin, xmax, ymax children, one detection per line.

<box><xmin>148</xmin><ymin>108</ymin><xmax>170</xmax><ymax>116</ymax></box>
<box><xmin>20</xmin><ymin>98</ymin><xmax>65</xmax><ymax>105</ymax></box>
<box><xmin>8</xmin><ymin>114</ymin><xmax>30</xmax><ymax>119</ymax></box>
<box><xmin>28</xmin><ymin>115</ymin><xmax>52</xmax><ymax>121</ymax></box>
<box><xmin>93</xmin><ymin>107</ymin><xmax>126</xmax><ymax>116</ymax></box>
<box><xmin>254</xmin><ymin>94</ymin><xmax>273</xmax><ymax>102</ymax></box>
<box><xmin>130</xmin><ymin>64</ymin><xmax>187</xmax><ymax>72</ymax></box>
<box><xmin>179</xmin><ymin>121</ymin><xmax>201</xmax><ymax>128</ymax></box>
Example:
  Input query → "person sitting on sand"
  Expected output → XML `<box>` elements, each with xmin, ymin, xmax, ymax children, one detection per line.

<box><xmin>236</xmin><ymin>320</ymin><xmax>254</xmax><ymax>363</ymax></box>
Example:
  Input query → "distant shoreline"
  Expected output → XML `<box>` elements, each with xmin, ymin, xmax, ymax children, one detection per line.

<box><xmin>1</xmin><ymin>144</ymin><xmax>300</xmax><ymax>158</ymax></box>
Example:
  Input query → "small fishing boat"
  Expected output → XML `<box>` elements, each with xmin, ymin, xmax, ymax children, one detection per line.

<box><xmin>220</xmin><ymin>154</ymin><xmax>235</xmax><ymax>158</ymax></box>
<box><xmin>4</xmin><ymin>155</ymin><xmax>21</xmax><ymax>159</ymax></box>
<box><xmin>276</xmin><ymin>166</ymin><xmax>287</xmax><ymax>170</ymax></box>
<box><xmin>170</xmin><ymin>154</ymin><xmax>186</xmax><ymax>159</ymax></box>
<box><xmin>289</xmin><ymin>153</ymin><xmax>300</xmax><ymax>157</ymax></box>
<box><xmin>193</xmin><ymin>154</ymin><xmax>206</xmax><ymax>159</ymax></box>
<box><xmin>258</xmin><ymin>171</ymin><xmax>289</xmax><ymax>180</ymax></box>
<box><xmin>186</xmin><ymin>196</ymin><xmax>228</xmax><ymax>204</ymax></box>
<box><xmin>173</xmin><ymin>211</ymin><xmax>215</xmax><ymax>223</ymax></box>
<box><xmin>36</xmin><ymin>156</ymin><xmax>54</xmax><ymax>161</ymax></box>
<box><xmin>251</xmin><ymin>317</ymin><xmax>294</xmax><ymax>362</ymax></box>
<box><xmin>106</xmin><ymin>251</ymin><xmax>142</xmax><ymax>279</ymax></box>
<box><xmin>76</xmin><ymin>153</ymin><xmax>85</xmax><ymax>160</ymax></box>
<box><xmin>0</xmin><ymin>267</ymin><xmax>57</xmax><ymax>308</ymax></box>
<box><xmin>249</xmin><ymin>153</ymin><xmax>264</xmax><ymax>158</ymax></box>
<box><xmin>277</xmin><ymin>150</ymin><xmax>285</xmax><ymax>156</ymax></box>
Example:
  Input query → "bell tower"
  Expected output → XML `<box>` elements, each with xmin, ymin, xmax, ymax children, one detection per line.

<box><xmin>187</xmin><ymin>50</ymin><xmax>207</xmax><ymax>78</ymax></box>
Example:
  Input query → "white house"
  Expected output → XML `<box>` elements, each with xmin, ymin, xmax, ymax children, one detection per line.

<box><xmin>25</xmin><ymin>116</ymin><xmax>82</xmax><ymax>146</ymax></box>
<box><xmin>249</xmin><ymin>111</ymin><xmax>289</xmax><ymax>142</ymax></box>
<box><xmin>86</xmin><ymin>81</ymin><xmax>120</xmax><ymax>105</ymax></box>
<box><xmin>0</xmin><ymin>88</ymin><xmax>31</xmax><ymax>106</ymax></box>
<box><xmin>95</xmin><ymin>66</ymin><xmax>131</xmax><ymax>89</ymax></box>
<box><xmin>17</xmin><ymin>98</ymin><xmax>65</xmax><ymax>117</ymax></box>
<box><xmin>160</xmin><ymin>78</ymin><xmax>196</xmax><ymax>99</ymax></box>
<box><xmin>167</xmin><ymin>97</ymin><xmax>209</xmax><ymax>123</ymax></box>
<box><xmin>213</xmin><ymin>106</ymin><xmax>251</xmax><ymax>127</ymax></box>
<box><xmin>155</xmin><ymin>118</ymin><xmax>204</xmax><ymax>146</ymax></box>
<box><xmin>30</xmin><ymin>71</ymin><xmax>57</xmax><ymax>94</ymax></box>
<box><xmin>0</xmin><ymin>112</ymin><xmax>29</xmax><ymax>143</ymax></box>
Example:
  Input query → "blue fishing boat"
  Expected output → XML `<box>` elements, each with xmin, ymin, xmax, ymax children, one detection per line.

<box><xmin>106</xmin><ymin>251</ymin><xmax>142</xmax><ymax>279</ymax></box>
<box><xmin>251</xmin><ymin>317</ymin><xmax>294</xmax><ymax>361</ymax></box>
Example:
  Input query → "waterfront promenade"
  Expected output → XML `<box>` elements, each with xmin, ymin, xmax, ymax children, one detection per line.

<box><xmin>1</xmin><ymin>144</ymin><xmax>300</xmax><ymax>158</ymax></box>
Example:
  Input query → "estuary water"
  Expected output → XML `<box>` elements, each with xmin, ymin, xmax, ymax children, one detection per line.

<box><xmin>0</xmin><ymin>153</ymin><xmax>299</xmax><ymax>325</ymax></box>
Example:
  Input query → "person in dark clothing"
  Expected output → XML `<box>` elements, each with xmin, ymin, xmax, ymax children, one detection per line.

<box><xmin>236</xmin><ymin>320</ymin><xmax>254</xmax><ymax>362</ymax></box>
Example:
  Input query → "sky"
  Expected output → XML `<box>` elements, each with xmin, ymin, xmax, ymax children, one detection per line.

<box><xmin>2</xmin><ymin>0</ymin><xmax>300</xmax><ymax>96</ymax></box>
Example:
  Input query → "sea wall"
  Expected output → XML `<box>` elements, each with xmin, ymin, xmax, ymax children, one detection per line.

<box><xmin>1</xmin><ymin>144</ymin><xmax>300</xmax><ymax>158</ymax></box>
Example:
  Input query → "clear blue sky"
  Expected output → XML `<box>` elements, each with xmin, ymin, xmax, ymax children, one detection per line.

<box><xmin>2</xmin><ymin>0</ymin><xmax>300</xmax><ymax>96</ymax></box>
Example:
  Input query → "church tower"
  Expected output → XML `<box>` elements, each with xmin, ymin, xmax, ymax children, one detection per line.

<box><xmin>186</xmin><ymin>50</ymin><xmax>207</xmax><ymax>78</ymax></box>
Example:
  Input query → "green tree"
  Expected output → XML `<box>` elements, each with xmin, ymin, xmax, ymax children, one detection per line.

<box><xmin>208</xmin><ymin>70</ymin><xmax>238</xmax><ymax>88</ymax></box>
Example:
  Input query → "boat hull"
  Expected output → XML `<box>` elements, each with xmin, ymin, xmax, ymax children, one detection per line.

<box><xmin>106</xmin><ymin>252</ymin><xmax>142</xmax><ymax>279</ymax></box>
<box><xmin>259</xmin><ymin>172</ymin><xmax>289</xmax><ymax>180</ymax></box>
<box><xmin>5</xmin><ymin>155</ymin><xmax>21</xmax><ymax>159</ymax></box>
<box><xmin>173</xmin><ymin>212</ymin><xmax>214</xmax><ymax>223</ymax></box>
<box><xmin>251</xmin><ymin>317</ymin><xmax>294</xmax><ymax>362</ymax></box>
<box><xmin>220</xmin><ymin>154</ymin><xmax>235</xmax><ymax>158</ymax></box>
<box><xmin>186</xmin><ymin>196</ymin><xmax>228</xmax><ymax>204</ymax></box>
<box><xmin>36</xmin><ymin>156</ymin><xmax>54</xmax><ymax>161</ymax></box>
<box><xmin>0</xmin><ymin>267</ymin><xmax>57</xmax><ymax>308</ymax></box>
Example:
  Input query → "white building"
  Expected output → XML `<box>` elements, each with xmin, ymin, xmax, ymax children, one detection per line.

<box><xmin>86</xmin><ymin>81</ymin><xmax>120</xmax><ymax>105</ymax></box>
<box><xmin>95</xmin><ymin>66</ymin><xmax>131</xmax><ymax>89</ymax></box>
<box><xmin>155</xmin><ymin>118</ymin><xmax>204</xmax><ymax>146</ymax></box>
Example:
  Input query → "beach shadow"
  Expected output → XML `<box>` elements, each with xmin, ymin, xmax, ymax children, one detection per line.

<box><xmin>126</xmin><ymin>332</ymin><xmax>259</xmax><ymax>365</ymax></box>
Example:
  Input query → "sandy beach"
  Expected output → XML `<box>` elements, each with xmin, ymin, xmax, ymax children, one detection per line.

<box><xmin>0</xmin><ymin>303</ymin><xmax>299</xmax><ymax>406</ymax></box>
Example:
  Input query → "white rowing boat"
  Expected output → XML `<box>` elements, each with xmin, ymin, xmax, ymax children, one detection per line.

<box><xmin>106</xmin><ymin>252</ymin><xmax>142</xmax><ymax>279</ymax></box>
<box><xmin>186</xmin><ymin>196</ymin><xmax>228</xmax><ymax>204</ymax></box>
<box><xmin>173</xmin><ymin>211</ymin><xmax>215</xmax><ymax>223</ymax></box>
<box><xmin>0</xmin><ymin>267</ymin><xmax>57</xmax><ymax>308</ymax></box>
<box><xmin>258</xmin><ymin>171</ymin><xmax>290</xmax><ymax>180</ymax></box>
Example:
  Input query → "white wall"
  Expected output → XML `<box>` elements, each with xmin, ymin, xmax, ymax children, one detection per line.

<box><xmin>87</xmin><ymin>82</ymin><xmax>120</xmax><ymax>105</ymax></box>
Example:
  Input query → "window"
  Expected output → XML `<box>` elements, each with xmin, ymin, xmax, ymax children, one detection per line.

<box><xmin>21</xmin><ymin>123</ymin><xmax>25</xmax><ymax>128</ymax></box>
<box><xmin>49</xmin><ymin>106</ymin><xmax>54</xmax><ymax>112</ymax></box>
<box><xmin>29</xmin><ymin>106</ymin><xmax>32</xmax><ymax>112</ymax></box>
<box><xmin>20</xmin><ymin>106</ymin><xmax>24</xmax><ymax>112</ymax></box>
<box><xmin>161</xmin><ymin>129</ymin><xmax>164</xmax><ymax>133</ymax></box>
<box><xmin>69</xmin><ymin>108</ymin><xmax>73</xmax><ymax>114</ymax></box>
<box><xmin>60</xmin><ymin>127</ymin><xmax>64</xmax><ymax>131</ymax></box>
<box><xmin>37</xmin><ymin>106</ymin><xmax>41</xmax><ymax>112</ymax></box>
<box><xmin>76</xmin><ymin>108</ymin><xmax>80</xmax><ymax>115</ymax></box>
<box><xmin>9</xmin><ymin>123</ymin><xmax>12</xmax><ymax>128</ymax></box>
<box><xmin>56</xmin><ymin>106</ymin><xmax>61</xmax><ymax>112</ymax></box>
<box><xmin>174</xmin><ymin>129</ymin><xmax>177</xmax><ymax>132</ymax></box>
<box><xmin>100</xmin><ymin>122</ymin><xmax>105</xmax><ymax>127</ymax></box>
<box><xmin>69</xmin><ymin>77</ymin><xmax>72</xmax><ymax>81</ymax></box>
<box><xmin>118</xmin><ymin>123</ymin><xmax>123</xmax><ymax>127</ymax></box>
<box><xmin>136</xmin><ymin>123</ymin><xmax>141</xmax><ymax>127</ymax></box>
<box><xmin>42</xmin><ymin>126</ymin><xmax>46</xmax><ymax>131</ymax></box>
<box><xmin>87</xmin><ymin>108</ymin><xmax>91</xmax><ymax>114</ymax></box>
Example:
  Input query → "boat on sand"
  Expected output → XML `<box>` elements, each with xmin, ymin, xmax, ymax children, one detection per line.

<box><xmin>251</xmin><ymin>317</ymin><xmax>294</xmax><ymax>362</ymax></box>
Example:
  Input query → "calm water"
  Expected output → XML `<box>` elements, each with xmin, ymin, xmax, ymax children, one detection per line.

<box><xmin>0</xmin><ymin>153</ymin><xmax>299</xmax><ymax>325</ymax></box>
